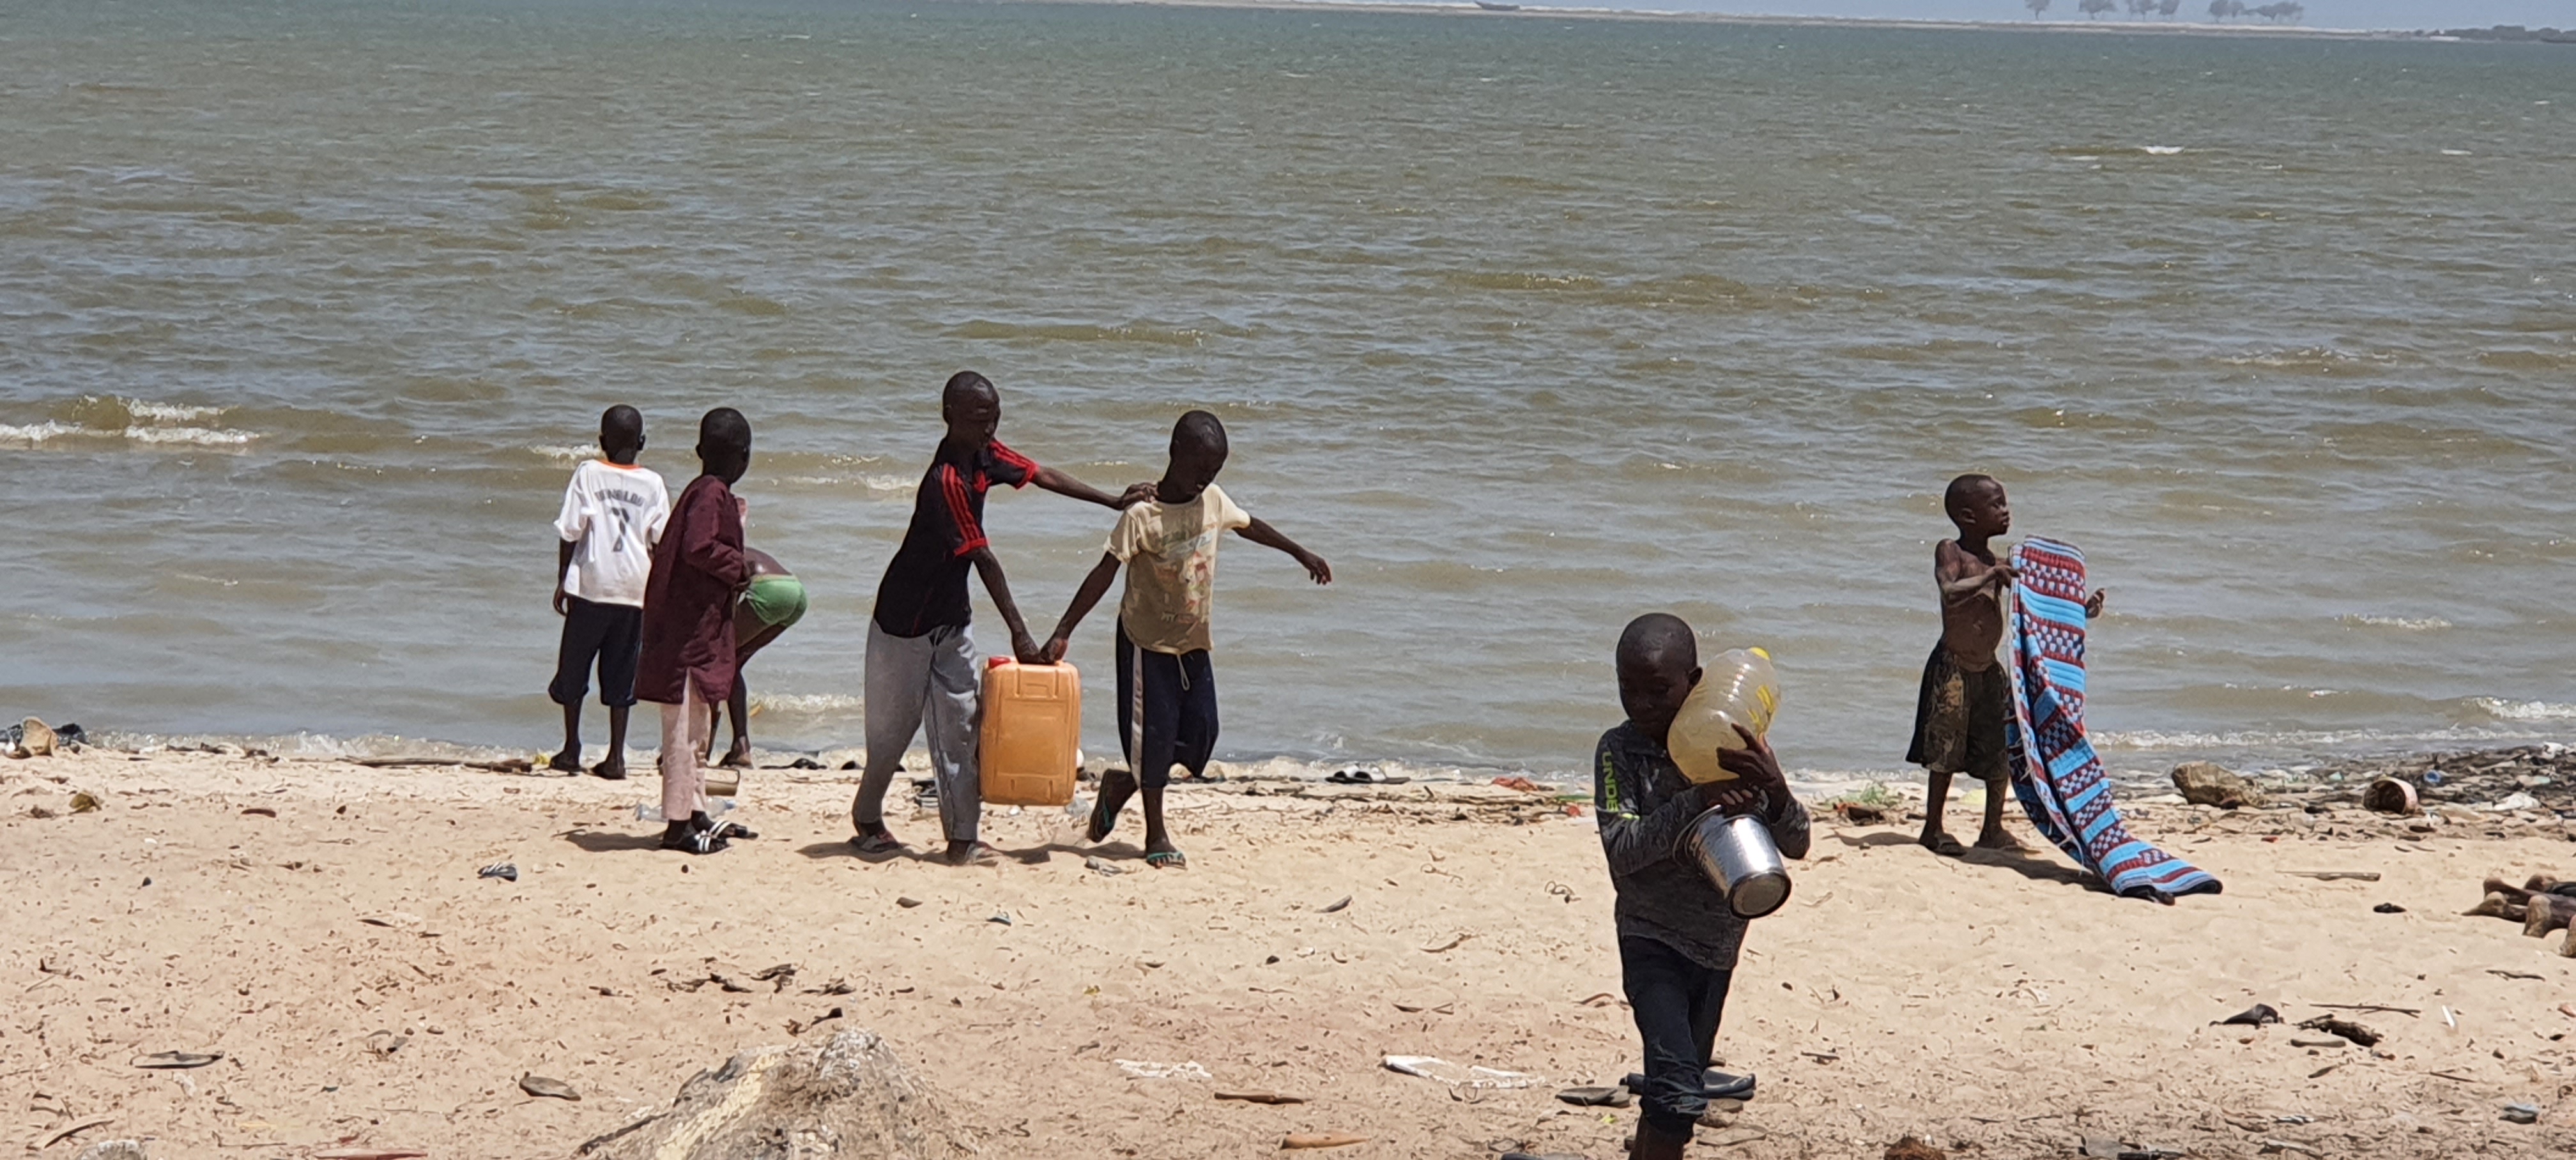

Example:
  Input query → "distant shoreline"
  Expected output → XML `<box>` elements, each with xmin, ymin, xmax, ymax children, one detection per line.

<box><xmin>1018</xmin><ymin>0</ymin><xmax>2462</xmax><ymax>42</ymax></box>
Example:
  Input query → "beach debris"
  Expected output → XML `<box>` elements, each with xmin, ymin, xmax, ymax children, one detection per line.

<box><xmin>1215</xmin><ymin>1090</ymin><xmax>1307</xmax><ymax>1104</ymax></box>
<box><xmin>2373</xmin><ymin>902</ymin><xmax>2406</xmax><ymax>913</ymax></box>
<box><xmin>896</xmin><ymin>896</ymin><xmax>924</xmax><ymax>908</ymax></box>
<box><xmin>1382</xmin><ymin>1055</ymin><xmax>1542</xmax><ymax>1088</ymax></box>
<box><xmin>577</xmin><ymin>1030</ymin><xmax>971</xmax><ymax>1160</ymax></box>
<box><xmin>1884</xmin><ymin>1138</ymin><xmax>1946</xmax><ymax>1160</ymax></box>
<box><xmin>1492</xmin><ymin>775</ymin><xmax>1544</xmax><ymax>793</ymax></box>
<box><xmin>1116</xmin><ymin>1059</ymin><xmax>1212</xmax><ymax>1080</ymax></box>
<box><xmin>988</xmin><ymin>912</ymin><xmax>1013</xmax><ymax>926</ymax></box>
<box><xmin>2172</xmin><ymin>762</ymin><xmax>2266</xmax><ymax>809</ymax></box>
<box><xmin>131</xmin><ymin>1051</ymin><xmax>222</xmax><ymax>1069</ymax></box>
<box><xmin>2283</xmin><ymin>871</ymin><xmax>2379</xmax><ymax>881</ymax></box>
<box><xmin>751</xmin><ymin>963</ymin><xmax>798</xmax><ymax>991</ymax></box>
<box><xmin>520</xmin><ymin>1073</ymin><xmax>581</xmax><ymax>1101</ymax></box>
<box><xmin>358</xmin><ymin>912</ymin><xmax>426</xmax><ymax>930</ymax></box>
<box><xmin>70</xmin><ymin>791</ymin><xmax>102</xmax><ymax>813</ymax></box>
<box><xmin>805</xmin><ymin>978</ymin><xmax>855</xmax><ymax>996</ymax></box>
<box><xmin>786</xmin><ymin>1006</ymin><xmax>843</xmax><ymax>1035</ymax></box>
<box><xmin>1420</xmin><ymin>933</ymin><xmax>1468</xmax><ymax>953</ymax></box>
<box><xmin>2216</xmin><ymin>1004</ymin><xmax>2282</xmax><ymax>1027</ymax></box>
<box><xmin>2296</xmin><ymin>1015</ymin><xmax>2381</xmax><ymax>1047</ymax></box>
<box><xmin>2526</xmin><ymin>897</ymin><xmax>2571</xmax><ymax>938</ymax></box>
<box><xmin>2423</xmin><ymin>770</ymin><xmax>2446</xmax><ymax>787</ymax></box>
<box><xmin>1546</xmin><ymin>881</ymin><xmax>1578</xmax><ymax>904</ymax></box>
<box><xmin>2288</xmin><ymin>1037</ymin><xmax>2345</xmax><ymax>1048</ymax></box>
<box><xmin>2080</xmin><ymin>1139</ymin><xmax>2123</xmax><ymax>1160</ymax></box>
<box><xmin>27</xmin><ymin>804</ymin><xmax>57</xmax><ymax>819</ymax></box>
<box><xmin>2362</xmin><ymin>777</ymin><xmax>2421</xmax><ymax>816</ymax></box>
<box><xmin>2465</xmin><ymin>892</ymin><xmax>2528</xmax><ymax>921</ymax></box>
<box><xmin>2501</xmin><ymin>1103</ymin><xmax>2541</xmax><ymax>1124</ymax></box>
<box><xmin>1084</xmin><ymin>855</ymin><xmax>1124</xmax><ymax>876</ymax></box>
<box><xmin>2488</xmin><ymin>970</ymin><xmax>2544</xmax><ymax>980</ymax></box>
<box><xmin>10</xmin><ymin>717</ymin><xmax>57</xmax><ymax>758</ymax></box>
<box><xmin>1318</xmin><ymin>895</ymin><xmax>1352</xmax><ymax>914</ymax></box>
<box><xmin>1556</xmin><ymin>1086</ymin><xmax>1632</xmax><ymax>1108</ymax></box>
<box><xmin>312</xmin><ymin>1150</ymin><xmax>428</xmax><ymax>1160</ymax></box>
<box><xmin>362</xmin><ymin>1030</ymin><xmax>410</xmax><ymax>1057</ymax></box>
<box><xmin>1835</xmin><ymin>801</ymin><xmax>1889</xmax><ymax>826</ymax></box>
<box><xmin>70</xmin><ymin>1142</ymin><xmax>147</xmax><ymax>1160</ymax></box>
<box><xmin>240</xmin><ymin>806</ymin><xmax>277</xmax><ymax>818</ymax></box>
<box><xmin>2257</xmin><ymin>1143</ymin><xmax>2322</xmax><ymax>1158</ymax></box>
<box><xmin>2484</xmin><ymin>791</ymin><xmax>2541</xmax><ymax>812</ymax></box>
<box><xmin>42</xmin><ymin>1121</ymin><xmax>115</xmax><ymax>1150</ymax></box>
<box><xmin>1281</xmin><ymin>1134</ymin><xmax>1367</xmax><ymax>1150</ymax></box>
<box><xmin>479</xmin><ymin>862</ymin><xmax>519</xmax><ymax>882</ymax></box>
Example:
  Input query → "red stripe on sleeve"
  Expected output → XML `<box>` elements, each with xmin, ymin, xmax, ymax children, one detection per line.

<box><xmin>941</xmin><ymin>464</ymin><xmax>988</xmax><ymax>557</ymax></box>
<box><xmin>988</xmin><ymin>440</ymin><xmax>1038</xmax><ymax>488</ymax></box>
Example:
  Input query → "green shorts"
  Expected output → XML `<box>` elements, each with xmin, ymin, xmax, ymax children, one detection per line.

<box><xmin>742</xmin><ymin>574</ymin><xmax>807</xmax><ymax>630</ymax></box>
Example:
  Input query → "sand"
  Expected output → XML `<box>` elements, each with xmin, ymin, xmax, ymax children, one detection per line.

<box><xmin>5</xmin><ymin>749</ymin><xmax>2573</xmax><ymax>1159</ymax></box>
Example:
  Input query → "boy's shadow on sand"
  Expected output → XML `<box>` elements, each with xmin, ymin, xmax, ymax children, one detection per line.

<box><xmin>1836</xmin><ymin>830</ymin><xmax>2106</xmax><ymax>893</ymax></box>
<box><xmin>560</xmin><ymin>828</ymin><xmax>667</xmax><ymax>854</ymax></box>
<box><xmin>790</xmin><ymin>839</ymin><xmax>1148</xmax><ymax>866</ymax></box>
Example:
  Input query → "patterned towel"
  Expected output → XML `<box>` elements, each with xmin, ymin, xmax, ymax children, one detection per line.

<box><xmin>2005</xmin><ymin>537</ymin><xmax>2221</xmax><ymax>901</ymax></box>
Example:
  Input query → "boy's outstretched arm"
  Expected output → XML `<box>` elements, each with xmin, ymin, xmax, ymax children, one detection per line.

<box><xmin>1029</xmin><ymin>466</ymin><xmax>1156</xmax><ymax>510</ymax></box>
<box><xmin>1237</xmin><ymin>517</ymin><xmax>1331</xmax><ymax>584</ymax></box>
<box><xmin>967</xmin><ymin>546</ymin><xmax>1047</xmax><ymax>664</ymax></box>
<box><xmin>1041</xmin><ymin>553</ymin><xmax>1124</xmax><ymax>663</ymax></box>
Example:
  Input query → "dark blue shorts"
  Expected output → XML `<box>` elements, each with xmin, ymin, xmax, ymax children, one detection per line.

<box><xmin>550</xmin><ymin>595</ymin><xmax>642</xmax><ymax>709</ymax></box>
<box><xmin>1114</xmin><ymin>621</ymin><xmax>1216</xmax><ymax>790</ymax></box>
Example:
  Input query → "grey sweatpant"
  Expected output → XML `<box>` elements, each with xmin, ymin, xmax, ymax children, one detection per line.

<box><xmin>854</xmin><ymin>620</ymin><xmax>982</xmax><ymax>843</ymax></box>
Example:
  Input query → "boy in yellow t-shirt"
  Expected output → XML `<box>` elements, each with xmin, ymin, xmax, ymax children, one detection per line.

<box><xmin>1041</xmin><ymin>411</ymin><xmax>1330</xmax><ymax>868</ymax></box>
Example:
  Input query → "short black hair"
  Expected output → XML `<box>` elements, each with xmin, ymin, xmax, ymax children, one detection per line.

<box><xmin>1171</xmin><ymin>409</ymin><xmax>1227</xmax><ymax>456</ymax></box>
<box><xmin>1616</xmin><ymin>613</ymin><xmax>1698</xmax><ymax>672</ymax></box>
<box><xmin>944</xmin><ymin>370</ymin><xmax>996</xmax><ymax>408</ymax></box>
<box><xmin>1945</xmin><ymin>473</ymin><xmax>2001</xmax><ymax>511</ymax></box>
<box><xmin>699</xmin><ymin>406</ymin><xmax>751</xmax><ymax>456</ymax></box>
<box><xmin>600</xmin><ymin>404</ymin><xmax>643</xmax><ymax>449</ymax></box>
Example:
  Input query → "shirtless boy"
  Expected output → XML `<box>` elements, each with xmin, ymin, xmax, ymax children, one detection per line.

<box><xmin>1908</xmin><ymin>473</ymin><xmax>2103</xmax><ymax>856</ymax></box>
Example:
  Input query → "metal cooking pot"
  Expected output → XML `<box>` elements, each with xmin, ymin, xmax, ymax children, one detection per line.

<box><xmin>1683</xmin><ymin>809</ymin><xmax>1792</xmax><ymax>919</ymax></box>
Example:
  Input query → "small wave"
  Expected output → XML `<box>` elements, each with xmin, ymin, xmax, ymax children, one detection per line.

<box><xmin>525</xmin><ymin>443</ymin><xmax>601</xmax><ymax>464</ymax></box>
<box><xmin>2142</xmin><ymin>145</ymin><xmax>2185</xmax><ymax>156</ymax></box>
<box><xmin>1443</xmin><ymin>271</ymin><xmax>1604</xmax><ymax>293</ymax></box>
<box><xmin>2340</xmin><ymin>614</ymin><xmax>2453</xmax><ymax>632</ymax></box>
<box><xmin>0</xmin><ymin>421</ymin><xmax>83</xmax><ymax>443</ymax></box>
<box><xmin>2218</xmin><ymin>346</ymin><xmax>2401</xmax><ymax>374</ymax></box>
<box><xmin>944</xmin><ymin>319</ymin><xmax>1213</xmax><ymax>347</ymax></box>
<box><xmin>2441</xmin><ymin>149</ymin><xmax>2474</xmax><ymax>156</ymax></box>
<box><xmin>125</xmin><ymin>400</ymin><xmax>226</xmax><ymax>423</ymax></box>
<box><xmin>2471</xmin><ymin>698</ymin><xmax>2576</xmax><ymax>722</ymax></box>
<box><xmin>751</xmin><ymin>693</ymin><xmax>866</xmax><ymax>716</ymax></box>
<box><xmin>124</xmin><ymin>425</ymin><xmax>255</xmax><ymax>446</ymax></box>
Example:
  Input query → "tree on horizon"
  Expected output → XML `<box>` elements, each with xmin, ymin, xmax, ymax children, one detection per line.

<box><xmin>2158</xmin><ymin>0</ymin><xmax>2183</xmax><ymax>17</ymax></box>
<box><xmin>2079</xmin><ymin>0</ymin><xmax>2117</xmax><ymax>17</ymax></box>
<box><xmin>2025</xmin><ymin>0</ymin><xmax>2052</xmax><ymax>18</ymax></box>
<box><xmin>2251</xmin><ymin>1</ymin><xmax>2304</xmax><ymax>21</ymax></box>
<box><xmin>2208</xmin><ymin>0</ymin><xmax>2248</xmax><ymax>19</ymax></box>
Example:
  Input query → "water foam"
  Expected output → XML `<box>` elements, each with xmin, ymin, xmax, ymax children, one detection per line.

<box><xmin>2340</xmin><ymin>614</ymin><xmax>2453</xmax><ymax>632</ymax></box>
<box><xmin>0</xmin><ymin>422</ymin><xmax>83</xmax><ymax>443</ymax></box>
<box><xmin>125</xmin><ymin>400</ymin><xmax>226</xmax><ymax>424</ymax></box>
<box><xmin>124</xmin><ymin>425</ymin><xmax>256</xmax><ymax>446</ymax></box>
<box><xmin>2471</xmin><ymin>699</ymin><xmax>2576</xmax><ymax>722</ymax></box>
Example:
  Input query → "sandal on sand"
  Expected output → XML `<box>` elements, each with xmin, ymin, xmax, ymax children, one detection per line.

<box><xmin>1145</xmin><ymin>850</ymin><xmax>1188</xmax><ymax>870</ymax></box>
<box><xmin>586</xmin><ymin>762</ymin><xmax>627</xmax><ymax>781</ymax></box>
<box><xmin>947</xmin><ymin>841</ymin><xmax>1003</xmax><ymax>867</ymax></box>
<box><xmin>661</xmin><ymin>827</ymin><xmax>730</xmax><ymax>855</ymax></box>
<box><xmin>1923</xmin><ymin>834</ymin><xmax>1968</xmax><ymax>858</ymax></box>
<box><xmin>712</xmin><ymin>821</ymin><xmax>758</xmax><ymax>841</ymax></box>
<box><xmin>1087</xmin><ymin>770</ymin><xmax>1137</xmax><ymax>843</ymax></box>
<box><xmin>849</xmin><ymin>830</ymin><xmax>905</xmax><ymax>857</ymax></box>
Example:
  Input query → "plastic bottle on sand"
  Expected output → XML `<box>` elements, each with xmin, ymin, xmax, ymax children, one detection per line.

<box><xmin>1667</xmin><ymin>647</ymin><xmax>1781</xmax><ymax>784</ymax></box>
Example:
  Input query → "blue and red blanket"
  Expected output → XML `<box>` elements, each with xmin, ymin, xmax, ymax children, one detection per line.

<box><xmin>2006</xmin><ymin>537</ymin><xmax>2221</xmax><ymax>902</ymax></box>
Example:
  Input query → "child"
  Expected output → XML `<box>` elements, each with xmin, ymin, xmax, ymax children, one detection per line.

<box><xmin>1595</xmin><ymin>613</ymin><xmax>1809</xmax><ymax>1160</ymax></box>
<box><xmin>851</xmin><ymin>371</ymin><xmax>1153</xmax><ymax>866</ymax></box>
<box><xmin>717</xmin><ymin>545</ymin><xmax>805</xmax><ymax>768</ymax></box>
<box><xmin>1042</xmin><ymin>410</ymin><xmax>1330</xmax><ymax>869</ymax></box>
<box><xmin>548</xmin><ymin>405</ymin><xmax>669</xmax><ymax>781</ymax></box>
<box><xmin>1909</xmin><ymin>473</ymin><xmax>2104</xmax><ymax>856</ymax></box>
<box><xmin>636</xmin><ymin>408</ymin><xmax>755</xmax><ymax>855</ymax></box>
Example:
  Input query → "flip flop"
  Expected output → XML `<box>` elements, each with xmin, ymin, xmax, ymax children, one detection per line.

<box><xmin>1926</xmin><ymin>835</ymin><xmax>1968</xmax><ymax>858</ymax></box>
<box><xmin>712</xmin><ymin>821</ymin><xmax>758</xmax><ymax>841</ymax></box>
<box><xmin>1327</xmin><ymin>768</ymin><xmax>1374</xmax><ymax>784</ymax></box>
<box><xmin>1145</xmin><ymin>850</ymin><xmax>1188</xmax><ymax>870</ymax></box>
<box><xmin>947</xmin><ymin>841</ymin><xmax>1003</xmax><ymax>867</ymax></box>
<box><xmin>1087</xmin><ymin>770</ymin><xmax>1137</xmax><ymax>843</ymax></box>
<box><xmin>849</xmin><ymin>830</ymin><xmax>905</xmax><ymax>857</ymax></box>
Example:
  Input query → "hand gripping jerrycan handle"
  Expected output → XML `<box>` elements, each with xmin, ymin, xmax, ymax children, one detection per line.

<box><xmin>1666</xmin><ymin>647</ymin><xmax>1780</xmax><ymax>785</ymax></box>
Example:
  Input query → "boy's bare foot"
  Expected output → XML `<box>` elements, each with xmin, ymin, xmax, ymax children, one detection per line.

<box><xmin>2464</xmin><ymin>892</ymin><xmax>2528</xmax><ymax>922</ymax></box>
<box><xmin>2485</xmin><ymin>876</ymin><xmax>2535</xmax><ymax>903</ymax></box>
<box><xmin>1919</xmin><ymin>829</ymin><xmax>1968</xmax><ymax>857</ymax></box>
<box><xmin>2527</xmin><ymin>896</ymin><xmax>2569</xmax><ymax>938</ymax></box>
<box><xmin>549</xmin><ymin>749</ymin><xmax>583</xmax><ymax>775</ymax></box>
<box><xmin>1087</xmin><ymin>769</ymin><xmax>1138</xmax><ymax>843</ymax></box>
<box><xmin>945</xmin><ymin>840</ymin><xmax>1002</xmax><ymax>867</ymax></box>
<box><xmin>588</xmin><ymin>758</ymin><xmax>626</xmax><ymax>781</ymax></box>
<box><xmin>719</xmin><ymin>740</ymin><xmax>753</xmax><ymax>769</ymax></box>
<box><xmin>1974</xmin><ymin>829</ymin><xmax>2032</xmax><ymax>852</ymax></box>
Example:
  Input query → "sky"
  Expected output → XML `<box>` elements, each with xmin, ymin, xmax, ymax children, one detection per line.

<box><xmin>1532</xmin><ymin>3</ymin><xmax>2576</xmax><ymax>30</ymax></box>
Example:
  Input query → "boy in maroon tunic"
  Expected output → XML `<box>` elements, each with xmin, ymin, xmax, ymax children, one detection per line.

<box><xmin>637</xmin><ymin>408</ymin><xmax>754</xmax><ymax>854</ymax></box>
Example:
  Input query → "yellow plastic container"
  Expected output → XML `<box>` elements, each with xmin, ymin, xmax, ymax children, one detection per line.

<box><xmin>1667</xmin><ymin>647</ymin><xmax>1782</xmax><ymax>784</ymax></box>
<box><xmin>979</xmin><ymin>659</ymin><xmax>1082</xmax><ymax>806</ymax></box>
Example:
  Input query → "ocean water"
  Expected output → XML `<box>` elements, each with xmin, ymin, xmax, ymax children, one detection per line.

<box><xmin>3</xmin><ymin>0</ymin><xmax>2572</xmax><ymax>782</ymax></box>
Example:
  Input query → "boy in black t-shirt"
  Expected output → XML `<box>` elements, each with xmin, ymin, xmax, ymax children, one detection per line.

<box><xmin>850</xmin><ymin>371</ymin><xmax>1150</xmax><ymax>866</ymax></box>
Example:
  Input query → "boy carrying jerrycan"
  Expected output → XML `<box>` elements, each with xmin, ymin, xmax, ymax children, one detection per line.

<box><xmin>1593</xmin><ymin>615</ymin><xmax>1809</xmax><ymax>1160</ymax></box>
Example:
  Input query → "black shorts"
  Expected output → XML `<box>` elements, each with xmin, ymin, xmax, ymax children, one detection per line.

<box><xmin>550</xmin><ymin>596</ymin><xmax>643</xmax><ymax>709</ymax></box>
<box><xmin>1905</xmin><ymin>643</ymin><xmax>2009</xmax><ymax>781</ymax></box>
<box><xmin>1115</xmin><ymin>621</ymin><xmax>1217</xmax><ymax>790</ymax></box>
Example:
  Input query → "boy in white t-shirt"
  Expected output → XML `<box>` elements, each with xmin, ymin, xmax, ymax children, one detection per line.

<box><xmin>1041</xmin><ymin>410</ymin><xmax>1330</xmax><ymax>868</ymax></box>
<box><xmin>549</xmin><ymin>405</ymin><xmax>671</xmax><ymax>780</ymax></box>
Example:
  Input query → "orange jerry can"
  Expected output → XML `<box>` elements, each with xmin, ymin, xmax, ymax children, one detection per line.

<box><xmin>979</xmin><ymin>659</ymin><xmax>1082</xmax><ymax>807</ymax></box>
